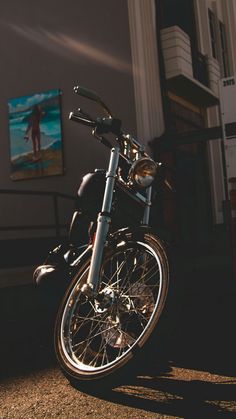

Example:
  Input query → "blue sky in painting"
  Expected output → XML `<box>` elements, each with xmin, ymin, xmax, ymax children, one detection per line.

<box><xmin>8</xmin><ymin>89</ymin><xmax>60</xmax><ymax>113</ymax></box>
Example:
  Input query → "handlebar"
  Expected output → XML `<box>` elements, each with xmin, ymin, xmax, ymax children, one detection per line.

<box><xmin>73</xmin><ymin>85</ymin><xmax>113</xmax><ymax>118</ymax></box>
<box><xmin>70</xmin><ymin>109</ymin><xmax>146</xmax><ymax>154</ymax></box>
<box><xmin>74</xmin><ymin>86</ymin><xmax>100</xmax><ymax>102</ymax></box>
<box><xmin>70</xmin><ymin>84</ymin><xmax>146</xmax><ymax>156</ymax></box>
<box><xmin>69</xmin><ymin>110</ymin><xmax>96</xmax><ymax>128</ymax></box>
<box><xmin>69</xmin><ymin>110</ymin><xmax>122</xmax><ymax>135</ymax></box>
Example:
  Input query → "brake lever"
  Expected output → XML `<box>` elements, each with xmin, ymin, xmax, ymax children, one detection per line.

<box><xmin>164</xmin><ymin>179</ymin><xmax>174</xmax><ymax>192</ymax></box>
<box><xmin>77</xmin><ymin>108</ymin><xmax>93</xmax><ymax>120</ymax></box>
<box><xmin>157</xmin><ymin>164</ymin><xmax>176</xmax><ymax>193</ymax></box>
<box><xmin>69</xmin><ymin>110</ymin><xmax>95</xmax><ymax>128</ymax></box>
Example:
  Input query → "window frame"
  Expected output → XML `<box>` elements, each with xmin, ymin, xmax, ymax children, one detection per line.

<box><xmin>208</xmin><ymin>8</ymin><xmax>231</xmax><ymax>77</ymax></box>
<box><xmin>208</xmin><ymin>8</ymin><xmax>217</xmax><ymax>60</ymax></box>
<box><xmin>219</xmin><ymin>21</ymin><xmax>230</xmax><ymax>77</ymax></box>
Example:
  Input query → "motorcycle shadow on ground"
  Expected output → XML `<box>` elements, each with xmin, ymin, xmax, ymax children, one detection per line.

<box><xmin>84</xmin><ymin>259</ymin><xmax>236</xmax><ymax>418</ymax></box>
<box><xmin>98</xmin><ymin>374</ymin><xmax>236</xmax><ymax>418</ymax></box>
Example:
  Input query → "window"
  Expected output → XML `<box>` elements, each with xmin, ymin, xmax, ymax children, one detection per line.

<box><xmin>208</xmin><ymin>9</ymin><xmax>217</xmax><ymax>59</ymax></box>
<box><xmin>208</xmin><ymin>9</ymin><xmax>230</xmax><ymax>77</ymax></box>
<box><xmin>219</xmin><ymin>21</ymin><xmax>230</xmax><ymax>77</ymax></box>
<box><xmin>160</xmin><ymin>0</ymin><xmax>196</xmax><ymax>39</ymax></box>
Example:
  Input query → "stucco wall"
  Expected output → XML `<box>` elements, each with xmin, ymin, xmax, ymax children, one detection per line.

<box><xmin>0</xmin><ymin>0</ymin><xmax>136</xmax><ymax>238</ymax></box>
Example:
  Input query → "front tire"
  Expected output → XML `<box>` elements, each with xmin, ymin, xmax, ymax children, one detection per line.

<box><xmin>54</xmin><ymin>231</ymin><xmax>169</xmax><ymax>386</ymax></box>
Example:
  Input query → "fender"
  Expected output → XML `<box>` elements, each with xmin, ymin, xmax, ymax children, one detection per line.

<box><xmin>70</xmin><ymin>244</ymin><xmax>92</xmax><ymax>268</ymax></box>
<box><xmin>109</xmin><ymin>225</ymin><xmax>160</xmax><ymax>244</ymax></box>
<box><xmin>34</xmin><ymin>226</ymin><xmax>167</xmax><ymax>290</ymax></box>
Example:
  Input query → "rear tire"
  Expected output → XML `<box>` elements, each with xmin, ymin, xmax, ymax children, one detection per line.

<box><xmin>54</xmin><ymin>231</ymin><xmax>169</xmax><ymax>388</ymax></box>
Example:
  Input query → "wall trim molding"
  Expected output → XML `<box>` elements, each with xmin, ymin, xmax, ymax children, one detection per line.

<box><xmin>127</xmin><ymin>0</ymin><xmax>165</xmax><ymax>147</ymax></box>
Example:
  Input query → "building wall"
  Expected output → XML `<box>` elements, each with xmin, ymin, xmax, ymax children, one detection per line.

<box><xmin>194</xmin><ymin>0</ymin><xmax>236</xmax><ymax>223</ymax></box>
<box><xmin>133</xmin><ymin>0</ymin><xmax>236</xmax><ymax>226</ymax></box>
<box><xmin>1</xmin><ymin>0</ymin><xmax>235</xmax><ymax>242</ymax></box>
<box><xmin>0</xmin><ymin>0</ymin><xmax>136</xmax><ymax>238</ymax></box>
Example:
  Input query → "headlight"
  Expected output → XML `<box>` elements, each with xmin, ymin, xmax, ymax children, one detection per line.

<box><xmin>129</xmin><ymin>157</ymin><xmax>157</xmax><ymax>189</ymax></box>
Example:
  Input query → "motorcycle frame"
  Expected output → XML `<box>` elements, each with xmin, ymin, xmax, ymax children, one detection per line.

<box><xmin>84</xmin><ymin>145</ymin><xmax>152</xmax><ymax>295</ymax></box>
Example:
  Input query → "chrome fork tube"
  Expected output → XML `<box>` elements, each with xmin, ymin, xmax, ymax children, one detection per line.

<box><xmin>84</xmin><ymin>147</ymin><xmax>120</xmax><ymax>295</ymax></box>
<box><xmin>142</xmin><ymin>186</ymin><xmax>152</xmax><ymax>225</ymax></box>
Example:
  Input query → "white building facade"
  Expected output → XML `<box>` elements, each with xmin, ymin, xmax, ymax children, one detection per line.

<box><xmin>128</xmin><ymin>0</ymin><xmax>236</xmax><ymax>233</ymax></box>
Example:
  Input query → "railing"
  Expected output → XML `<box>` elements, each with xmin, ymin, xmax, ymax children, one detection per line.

<box><xmin>0</xmin><ymin>189</ymin><xmax>75</xmax><ymax>238</ymax></box>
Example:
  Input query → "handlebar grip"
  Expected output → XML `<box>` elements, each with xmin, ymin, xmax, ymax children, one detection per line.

<box><xmin>74</xmin><ymin>85</ymin><xmax>113</xmax><ymax>117</ymax></box>
<box><xmin>69</xmin><ymin>111</ymin><xmax>95</xmax><ymax>128</ymax></box>
<box><xmin>73</xmin><ymin>86</ymin><xmax>100</xmax><ymax>103</ymax></box>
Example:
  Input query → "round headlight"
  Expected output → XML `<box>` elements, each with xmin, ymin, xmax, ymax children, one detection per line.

<box><xmin>129</xmin><ymin>157</ymin><xmax>157</xmax><ymax>188</ymax></box>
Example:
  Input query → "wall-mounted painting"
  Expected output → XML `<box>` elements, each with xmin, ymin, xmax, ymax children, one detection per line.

<box><xmin>8</xmin><ymin>88</ymin><xmax>64</xmax><ymax>181</ymax></box>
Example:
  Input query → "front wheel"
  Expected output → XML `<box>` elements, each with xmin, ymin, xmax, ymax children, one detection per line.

<box><xmin>54</xmin><ymin>231</ymin><xmax>169</xmax><ymax>385</ymax></box>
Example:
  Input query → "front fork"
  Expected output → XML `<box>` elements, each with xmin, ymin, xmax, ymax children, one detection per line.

<box><xmin>82</xmin><ymin>147</ymin><xmax>120</xmax><ymax>296</ymax></box>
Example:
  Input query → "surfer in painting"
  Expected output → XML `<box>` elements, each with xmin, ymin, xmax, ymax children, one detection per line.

<box><xmin>24</xmin><ymin>104</ymin><xmax>44</xmax><ymax>161</ymax></box>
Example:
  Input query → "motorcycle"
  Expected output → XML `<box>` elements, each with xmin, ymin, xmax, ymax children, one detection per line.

<box><xmin>34</xmin><ymin>85</ymin><xmax>170</xmax><ymax>387</ymax></box>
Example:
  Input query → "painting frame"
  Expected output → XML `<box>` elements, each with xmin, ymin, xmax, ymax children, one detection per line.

<box><xmin>8</xmin><ymin>88</ymin><xmax>64</xmax><ymax>181</ymax></box>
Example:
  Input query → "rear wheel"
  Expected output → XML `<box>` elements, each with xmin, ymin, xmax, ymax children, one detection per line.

<box><xmin>54</xmin><ymin>232</ymin><xmax>169</xmax><ymax>385</ymax></box>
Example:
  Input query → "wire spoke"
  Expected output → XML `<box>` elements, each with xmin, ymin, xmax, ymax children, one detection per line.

<box><xmin>60</xmin><ymin>239</ymin><xmax>165</xmax><ymax>373</ymax></box>
<box><xmin>88</xmin><ymin>326</ymin><xmax>121</xmax><ymax>367</ymax></box>
<box><xmin>124</xmin><ymin>263</ymin><xmax>159</xmax><ymax>297</ymax></box>
<box><xmin>101</xmin><ymin>258</ymin><xmax>127</xmax><ymax>287</ymax></box>
<box><xmin>129</xmin><ymin>306</ymin><xmax>150</xmax><ymax>328</ymax></box>
<box><xmin>115</xmin><ymin>325</ymin><xmax>136</xmax><ymax>347</ymax></box>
